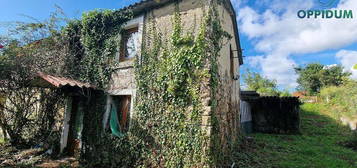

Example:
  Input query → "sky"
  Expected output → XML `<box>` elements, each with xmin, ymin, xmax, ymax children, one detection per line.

<box><xmin>234</xmin><ymin>0</ymin><xmax>357</xmax><ymax>90</ymax></box>
<box><xmin>0</xmin><ymin>0</ymin><xmax>356</xmax><ymax>90</ymax></box>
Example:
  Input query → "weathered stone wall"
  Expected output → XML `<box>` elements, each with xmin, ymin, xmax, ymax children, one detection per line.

<box><xmin>108</xmin><ymin>0</ymin><xmax>241</xmax><ymax>164</ymax></box>
<box><xmin>141</xmin><ymin>0</ymin><xmax>241</xmax><ymax>162</ymax></box>
<box><xmin>142</xmin><ymin>0</ymin><xmax>206</xmax><ymax>50</ymax></box>
<box><xmin>212</xmin><ymin>1</ymin><xmax>241</xmax><ymax>155</ymax></box>
<box><xmin>108</xmin><ymin>60</ymin><xmax>136</xmax><ymax>91</ymax></box>
<box><xmin>143</xmin><ymin>0</ymin><xmax>215</xmax><ymax>138</ymax></box>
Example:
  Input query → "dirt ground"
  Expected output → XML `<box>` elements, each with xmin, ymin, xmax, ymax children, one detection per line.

<box><xmin>0</xmin><ymin>144</ymin><xmax>78</xmax><ymax>168</ymax></box>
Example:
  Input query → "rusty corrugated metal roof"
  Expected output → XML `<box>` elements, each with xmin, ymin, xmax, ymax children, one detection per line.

<box><xmin>30</xmin><ymin>72</ymin><xmax>96</xmax><ymax>89</ymax></box>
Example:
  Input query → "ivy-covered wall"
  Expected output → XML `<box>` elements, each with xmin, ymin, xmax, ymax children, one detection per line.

<box><xmin>63</xmin><ymin>0</ymin><xmax>241</xmax><ymax>167</ymax></box>
<box><xmin>210</xmin><ymin>3</ymin><xmax>241</xmax><ymax>163</ymax></box>
<box><xmin>132</xmin><ymin>0</ymin><xmax>240</xmax><ymax>166</ymax></box>
<box><xmin>135</xmin><ymin>0</ymin><xmax>212</xmax><ymax>167</ymax></box>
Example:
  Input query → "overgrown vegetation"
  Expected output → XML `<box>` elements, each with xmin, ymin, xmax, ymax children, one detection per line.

<box><xmin>234</xmin><ymin>103</ymin><xmax>357</xmax><ymax>168</ymax></box>
<box><xmin>62</xmin><ymin>9</ymin><xmax>132</xmax><ymax>88</ymax></box>
<box><xmin>294</xmin><ymin>63</ymin><xmax>357</xmax><ymax>158</ymax></box>
<box><xmin>0</xmin><ymin>8</ymin><xmax>67</xmax><ymax>146</ymax></box>
<box><xmin>133</xmin><ymin>3</ymin><xmax>231</xmax><ymax>167</ymax></box>
<box><xmin>319</xmin><ymin>80</ymin><xmax>357</xmax><ymax>149</ymax></box>
<box><xmin>319</xmin><ymin>80</ymin><xmax>357</xmax><ymax>118</ymax></box>
<box><xmin>0</xmin><ymin>6</ymin><xmax>133</xmax><ymax>164</ymax></box>
<box><xmin>60</xmin><ymin>8</ymin><xmax>141</xmax><ymax>167</ymax></box>
<box><xmin>0</xmin><ymin>0</ymin><xmax>132</xmax><ymax>144</ymax></box>
<box><xmin>59</xmin><ymin>1</ymin><xmax>230</xmax><ymax>167</ymax></box>
<box><xmin>1</xmin><ymin>1</ymin><xmax>236</xmax><ymax>167</ymax></box>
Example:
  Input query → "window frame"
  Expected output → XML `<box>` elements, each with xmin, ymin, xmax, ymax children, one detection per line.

<box><xmin>111</xmin><ymin>95</ymin><xmax>131</xmax><ymax>133</ymax></box>
<box><xmin>119</xmin><ymin>27</ymin><xmax>139</xmax><ymax>62</ymax></box>
<box><xmin>116</xmin><ymin>15</ymin><xmax>144</xmax><ymax>63</ymax></box>
<box><xmin>103</xmin><ymin>89</ymin><xmax>136</xmax><ymax>134</ymax></box>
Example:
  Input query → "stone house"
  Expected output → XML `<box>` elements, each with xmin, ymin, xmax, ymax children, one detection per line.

<box><xmin>105</xmin><ymin>0</ymin><xmax>243</xmax><ymax>154</ymax></box>
<box><xmin>30</xmin><ymin>0</ymin><xmax>243</xmax><ymax>165</ymax></box>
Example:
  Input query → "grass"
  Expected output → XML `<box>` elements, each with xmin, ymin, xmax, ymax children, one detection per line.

<box><xmin>235</xmin><ymin>103</ymin><xmax>357</xmax><ymax>168</ymax></box>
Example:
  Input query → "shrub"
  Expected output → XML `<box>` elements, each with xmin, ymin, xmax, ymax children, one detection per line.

<box><xmin>319</xmin><ymin>80</ymin><xmax>357</xmax><ymax>118</ymax></box>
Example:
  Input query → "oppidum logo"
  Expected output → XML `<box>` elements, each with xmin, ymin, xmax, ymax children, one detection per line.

<box><xmin>297</xmin><ymin>0</ymin><xmax>354</xmax><ymax>19</ymax></box>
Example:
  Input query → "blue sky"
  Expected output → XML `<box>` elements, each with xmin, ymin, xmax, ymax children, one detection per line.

<box><xmin>0</xmin><ymin>0</ymin><xmax>138</xmax><ymax>21</ymax></box>
<box><xmin>235</xmin><ymin>0</ymin><xmax>357</xmax><ymax>90</ymax></box>
<box><xmin>0</xmin><ymin>0</ymin><xmax>356</xmax><ymax>90</ymax></box>
<box><xmin>0</xmin><ymin>0</ymin><xmax>140</xmax><ymax>33</ymax></box>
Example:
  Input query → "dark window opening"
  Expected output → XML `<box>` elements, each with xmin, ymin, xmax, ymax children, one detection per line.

<box><xmin>120</xmin><ymin>27</ymin><xmax>139</xmax><ymax>62</ymax></box>
<box><xmin>109</xmin><ymin>95</ymin><xmax>131</xmax><ymax>136</ymax></box>
<box><xmin>66</xmin><ymin>96</ymin><xmax>83</xmax><ymax>156</ymax></box>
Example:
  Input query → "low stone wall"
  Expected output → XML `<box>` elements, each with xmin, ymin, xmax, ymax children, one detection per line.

<box><xmin>251</xmin><ymin>97</ymin><xmax>300</xmax><ymax>134</ymax></box>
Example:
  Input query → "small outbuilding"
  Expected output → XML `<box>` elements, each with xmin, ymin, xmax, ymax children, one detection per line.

<box><xmin>240</xmin><ymin>91</ymin><xmax>301</xmax><ymax>134</ymax></box>
<box><xmin>30</xmin><ymin>72</ymin><xmax>98</xmax><ymax>156</ymax></box>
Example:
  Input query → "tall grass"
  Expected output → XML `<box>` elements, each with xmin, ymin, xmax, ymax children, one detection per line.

<box><xmin>319</xmin><ymin>80</ymin><xmax>357</xmax><ymax>118</ymax></box>
<box><xmin>233</xmin><ymin>103</ymin><xmax>357</xmax><ymax>168</ymax></box>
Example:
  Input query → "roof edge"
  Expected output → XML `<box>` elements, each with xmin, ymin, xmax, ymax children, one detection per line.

<box><xmin>222</xmin><ymin>0</ymin><xmax>243</xmax><ymax>65</ymax></box>
<box><xmin>120</xmin><ymin>0</ymin><xmax>243</xmax><ymax>65</ymax></box>
<box><xmin>29</xmin><ymin>72</ymin><xmax>96</xmax><ymax>90</ymax></box>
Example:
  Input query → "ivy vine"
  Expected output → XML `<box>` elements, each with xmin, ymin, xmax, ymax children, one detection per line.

<box><xmin>63</xmin><ymin>9</ymin><xmax>132</xmax><ymax>88</ymax></box>
<box><xmin>63</xmin><ymin>1</ymin><xmax>231</xmax><ymax>167</ymax></box>
<box><xmin>134</xmin><ymin>2</ymin><xmax>231</xmax><ymax>167</ymax></box>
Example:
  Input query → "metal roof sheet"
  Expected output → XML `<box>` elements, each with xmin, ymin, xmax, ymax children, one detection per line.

<box><xmin>30</xmin><ymin>72</ymin><xmax>96</xmax><ymax>89</ymax></box>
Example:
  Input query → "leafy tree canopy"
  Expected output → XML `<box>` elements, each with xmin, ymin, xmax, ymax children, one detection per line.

<box><xmin>295</xmin><ymin>63</ymin><xmax>351</xmax><ymax>95</ymax></box>
<box><xmin>243</xmin><ymin>70</ymin><xmax>290</xmax><ymax>97</ymax></box>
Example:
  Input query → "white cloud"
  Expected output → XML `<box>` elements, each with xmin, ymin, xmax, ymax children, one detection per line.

<box><xmin>246</xmin><ymin>55</ymin><xmax>264</xmax><ymax>67</ymax></box>
<box><xmin>235</xmin><ymin>0</ymin><xmax>357</xmax><ymax>88</ymax></box>
<box><xmin>247</xmin><ymin>54</ymin><xmax>298</xmax><ymax>88</ymax></box>
<box><xmin>336</xmin><ymin>50</ymin><xmax>357</xmax><ymax>79</ymax></box>
<box><xmin>231</xmin><ymin>0</ymin><xmax>248</xmax><ymax>9</ymax></box>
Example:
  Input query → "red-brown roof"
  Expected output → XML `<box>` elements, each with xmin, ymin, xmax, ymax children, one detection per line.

<box><xmin>292</xmin><ymin>91</ymin><xmax>307</xmax><ymax>98</ymax></box>
<box><xmin>30</xmin><ymin>72</ymin><xmax>95</xmax><ymax>89</ymax></box>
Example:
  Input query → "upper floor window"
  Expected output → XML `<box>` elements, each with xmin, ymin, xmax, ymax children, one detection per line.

<box><xmin>120</xmin><ymin>27</ymin><xmax>139</xmax><ymax>61</ymax></box>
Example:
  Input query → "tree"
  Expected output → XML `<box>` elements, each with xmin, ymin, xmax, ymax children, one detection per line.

<box><xmin>320</xmin><ymin>65</ymin><xmax>349</xmax><ymax>86</ymax></box>
<box><xmin>243</xmin><ymin>70</ymin><xmax>280</xmax><ymax>96</ymax></box>
<box><xmin>354</xmin><ymin>64</ymin><xmax>357</xmax><ymax>70</ymax></box>
<box><xmin>0</xmin><ymin>8</ymin><xmax>68</xmax><ymax>145</ymax></box>
<box><xmin>295</xmin><ymin>63</ymin><xmax>351</xmax><ymax>95</ymax></box>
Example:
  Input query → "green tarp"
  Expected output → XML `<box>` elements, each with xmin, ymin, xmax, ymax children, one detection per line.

<box><xmin>110</xmin><ymin>103</ymin><xmax>123</xmax><ymax>137</ymax></box>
